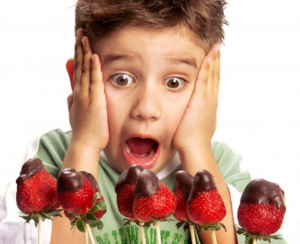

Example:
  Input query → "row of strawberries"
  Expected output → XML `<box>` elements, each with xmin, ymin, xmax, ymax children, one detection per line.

<box><xmin>16</xmin><ymin>158</ymin><xmax>286</xmax><ymax>243</ymax></box>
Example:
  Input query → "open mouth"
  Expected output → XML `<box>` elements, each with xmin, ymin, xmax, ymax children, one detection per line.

<box><xmin>123</xmin><ymin>137</ymin><xmax>159</xmax><ymax>169</ymax></box>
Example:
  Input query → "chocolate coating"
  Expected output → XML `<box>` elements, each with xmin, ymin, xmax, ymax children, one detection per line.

<box><xmin>188</xmin><ymin>169</ymin><xmax>217</xmax><ymax>200</ymax></box>
<box><xmin>80</xmin><ymin>171</ymin><xmax>100</xmax><ymax>192</ymax></box>
<box><xmin>16</xmin><ymin>158</ymin><xmax>44</xmax><ymax>184</ymax></box>
<box><xmin>57</xmin><ymin>168</ymin><xmax>85</xmax><ymax>193</ymax></box>
<box><xmin>175</xmin><ymin>170</ymin><xmax>193</xmax><ymax>201</ymax></box>
<box><xmin>241</xmin><ymin>178</ymin><xmax>286</xmax><ymax>211</ymax></box>
<box><xmin>134</xmin><ymin>169</ymin><xmax>160</xmax><ymax>197</ymax></box>
<box><xmin>115</xmin><ymin>165</ymin><xmax>144</xmax><ymax>194</ymax></box>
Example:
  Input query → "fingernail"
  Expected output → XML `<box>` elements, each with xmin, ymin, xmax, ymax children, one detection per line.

<box><xmin>76</xmin><ymin>29</ymin><xmax>81</xmax><ymax>39</ymax></box>
<box><xmin>82</xmin><ymin>37</ymin><xmax>86</xmax><ymax>46</ymax></box>
<box><xmin>207</xmin><ymin>57</ymin><xmax>211</xmax><ymax>64</ymax></box>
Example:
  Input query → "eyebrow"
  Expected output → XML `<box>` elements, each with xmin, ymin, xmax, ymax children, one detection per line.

<box><xmin>102</xmin><ymin>53</ymin><xmax>198</xmax><ymax>70</ymax></box>
<box><xmin>102</xmin><ymin>54</ymin><xmax>136</xmax><ymax>67</ymax></box>
<box><xmin>166</xmin><ymin>57</ymin><xmax>198</xmax><ymax>70</ymax></box>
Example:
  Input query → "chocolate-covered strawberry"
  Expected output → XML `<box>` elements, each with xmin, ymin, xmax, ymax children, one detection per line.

<box><xmin>187</xmin><ymin>169</ymin><xmax>226</xmax><ymax>231</ymax></box>
<box><xmin>237</xmin><ymin>178</ymin><xmax>286</xmax><ymax>242</ymax></box>
<box><xmin>133</xmin><ymin>169</ymin><xmax>176</xmax><ymax>223</ymax></box>
<box><xmin>57</xmin><ymin>168</ymin><xmax>94</xmax><ymax>214</ymax></box>
<box><xmin>173</xmin><ymin>170</ymin><xmax>193</xmax><ymax>222</ymax></box>
<box><xmin>115</xmin><ymin>165</ymin><xmax>144</xmax><ymax>222</ymax></box>
<box><xmin>80</xmin><ymin>171</ymin><xmax>106</xmax><ymax>220</ymax></box>
<box><xmin>16</xmin><ymin>158</ymin><xmax>61</xmax><ymax>226</ymax></box>
<box><xmin>57</xmin><ymin>168</ymin><xmax>106</xmax><ymax>232</ymax></box>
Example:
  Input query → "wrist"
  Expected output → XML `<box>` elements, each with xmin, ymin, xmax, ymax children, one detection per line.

<box><xmin>177</xmin><ymin>143</ymin><xmax>219</xmax><ymax>176</ymax></box>
<box><xmin>69</xmin><ymin>136</ymin><xmax>103</xmax><ymax>156</ymax></box>
<box><xmin>62</xmin><ymin>139</ymin><xmax>101</xmax><ymax>179</ymax></box>
<box><xmin>177</xmin><ymin>142</ymin><xmax>212</xmax><ymax>159</ymax></box>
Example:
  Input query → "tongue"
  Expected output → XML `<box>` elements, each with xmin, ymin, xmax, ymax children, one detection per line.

<box><xmin>127</xmin><ymin>138</ymin><xmax>156</xmax><ymax>154</ymax></box>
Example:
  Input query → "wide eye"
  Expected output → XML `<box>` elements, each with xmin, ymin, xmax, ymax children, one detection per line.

<box><xmin>164</xmin><ymin>77</ymin><xmax>185</xmax><ymax>90</ymax></box>
<box><xmin>111</xmin><ymin>74</ymin><xmax>134</xmax><ymax>86</ymax></box>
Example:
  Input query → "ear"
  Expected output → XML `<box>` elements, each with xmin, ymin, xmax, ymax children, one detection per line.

<box><xmin>65</xmin><ymin>58</ymin><xmax>74</xmax><ymax>91</ymax></box>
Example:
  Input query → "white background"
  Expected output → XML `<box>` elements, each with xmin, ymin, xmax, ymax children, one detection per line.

<box><xmin>0</xmin><ymin>0</ymin><xmax>299</xmax><ymax>243</ymax></box>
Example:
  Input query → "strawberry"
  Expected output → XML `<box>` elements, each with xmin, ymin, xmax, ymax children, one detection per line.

<box><xmin>237</xmin><ymin>178</ymin><xmax>286</xmax><ymax>242</ymax></box>
<box><xmin>133</xmin><ymin>169</ymin><xmax>176</xmax><ymax>223</ymax></box>
<box><xmin>16</xmin><ymin>158</ymin><xmax>61</xmax><ymax>226</ymax></box>
<box><xmin>115</xmin><ymin>164</ymin><xmax>144</xmax><ymax>222</ymax></box>
<box><xmin>187</xmin><ymin>169</ymin><xmax>226</xmax><ymax>231</ymax></box>
<box><xmin>57</xmin><ymin>168</ymin><xmax>106</xmax><ymax>232</ymax></box>
<box><xmin>80</xmin><ymin>171</ymin><xmax>107</xmax><ymax>220</ymax></box>
<box><xmin>173</xmin><ymin>170</ymin><xmax>193</xmax><ymax>222</ymax></box>
<box><xmin>57</xmin><ymin>168</ymin><xmax>94</xmax><ymax>214</ymax></box>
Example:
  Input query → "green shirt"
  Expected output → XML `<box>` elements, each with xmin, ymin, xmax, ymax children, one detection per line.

<box><xmin>33</xmin><ymin>129</ymin><xmax>286</xmax><ymax>244</ymax></box>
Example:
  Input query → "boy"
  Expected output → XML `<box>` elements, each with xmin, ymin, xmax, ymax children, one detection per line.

<box><xmin>0</xmin><ymin>0</ymin><xmax>286</xmax><ymax>243</ymax></box>
<box><xmin>47</xmin><ymin>0</ymin><xmax>245</xmax><ymax>243</ymax></box>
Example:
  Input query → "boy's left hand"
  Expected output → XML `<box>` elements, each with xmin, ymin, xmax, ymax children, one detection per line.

<box><xmin>173</xmin><ymin>43</ymin><xmax>220</xmax><ymax>155</ymax></box>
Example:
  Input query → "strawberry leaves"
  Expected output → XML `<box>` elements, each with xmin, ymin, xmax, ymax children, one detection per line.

<box><xmin>67</xmin><ymin>192</ymin><xmax>106</xmax><ymax>233</ymax></box>
<box><xmin>90</xmin><ymin>192</ymin><xmax>106</xmax><ymax>213</ymax></box>
<box><xmin>237</xmin><ymin>227</ymin><xmax>282</xmax><ymax>243</ymax></box>
<box><xmin>19</xmin><ymin>209</ymin><xmax>62</xmax><ymax>227</ymax></box>
<box><xmin>198</xmin><ymin>222</ymin><xmax>226</xmax><ymax>232</ymax></box>
<box><xmin>176</xmin><ymin>219</ymin><xmax>226</xmax><ymax>233</ymax></box>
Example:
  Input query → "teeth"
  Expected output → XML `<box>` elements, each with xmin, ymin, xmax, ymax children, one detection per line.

<box><xmin>125</xmin><ymin>142</ymin><xmax>131</xmax><ymax>154</ymax></box>
<box><xmin>148</xmin><ymin>148</ymin><xmax>155</xmax><ymax>158</ymax></box>
<box><xmin>125</xmin><ymin>142</ymin><xmax>156</xmax><ymax>160</ymax></box>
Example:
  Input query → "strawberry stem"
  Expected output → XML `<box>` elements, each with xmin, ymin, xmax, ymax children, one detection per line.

<box><xmin>139</xmin><ymin>223</ymin><xmax>146</xmax><ymax>244</ymax></box>
<box><xmin>86</xmin><ymin>223</ymin><xmax>96</xmax><ymax>244</ymax></box>
<box><xmin>84</xmin><ymin>232</ymin><xmax>89</xmax><ymax>244</ymax></box>
<box><xmin>189</xmin><ymin>224</ymin><xmax>196</xmax><ymax>244</ymax></box>
<box><xmin>211</xmin><ymin>230</ymin><xmax>217</xmax><ymax>244</ymax></box>
<box><xmin>155</xmin><ymin>220</ymin><xmax>161</xmax><ymax>244</ymax></box>
<box><xmin>38</xmin><ymin>215</ymin><xmax>41</xmax><ymax>244</ymax></box>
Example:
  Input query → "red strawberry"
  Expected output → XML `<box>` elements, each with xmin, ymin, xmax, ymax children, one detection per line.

<box><xmin>133</xmin><ymin>170</ymin><xmax>176</xmax><ymax>223</ymax></box>
<box><xmin>115</xmin><ymin>165</ymin><xmax>144</xmax><ymax>221</ymax></box>
<box><xmin>80</xmin><ymin>171</ymin><xmax>106</xmax><ymax>220</ymax></box>
<box><xmin>173</xmin><ymin>170</ymin><xmax>193</xmax><ymax>222</ymax></box>
<box><xmin>57</xmin><ymin>168</ymin><xmax>94</xmax><ymax>214</ymax></box>
<box><xmin>16</xmin><ymin>158</ymin><xmax>61</xmax><ymax>225</ymax></box>
<box><xmin>187</xmin><ymin>170</ymin><xmax>226</xmax><ymax>228</ymax></box>
<box><xmin>237</xmin><ymin>178</ymin><xmax>286</xmax><ymax>241</ymax></box>
<box><xmin>57</xmin><ymin>168</ymin><xmax>106</xmax><ymax>232</ymax></box>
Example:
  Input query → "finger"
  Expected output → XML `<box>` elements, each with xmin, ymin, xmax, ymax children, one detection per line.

<box><xmin>214</xmin><ymin>45</ymin><xmax>221</xmax><ymax>98</ymax></box>
<box><xmin>90</xmin><ymin>54</ymin><xmax>102</xmax><ymax>98</ymax></box>
<box><xmin>67</xmin><ymin>93</ymin><xmax>74</xmax><ymax>114</ymax></box>
<box><xmin>195</xmin><ymin>43</ymin><xmax>217</xmax><ymax>92</ymax></box>
<box><xmin>81</xmin><ymin>36</ymin><xmax>93</xmax><ymax>95</ymax></box>
<box><xmin>74</xmin><ymin>29</ymin><xmax>84</xmax><ymax>90</ymax></box>
<box><xmin>207</xmin><ymin>44</ymin><xmax>218</xmax><ymax>98</ymax></box>
<box><xmin>194</xmin><ymin>51</ymin><xmax>210</xmax><ymax>95</ymax></box>
<box><xmin>65</xmin><ymin>58</ymin><xmax>74</xmax><ymax>91</ymax></box>
<box><xmin>196</xmin><ymin>56</ymin><xmax>210</xmax><ymax>85</ymax></box>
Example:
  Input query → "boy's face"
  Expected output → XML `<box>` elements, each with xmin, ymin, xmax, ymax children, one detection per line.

<box><xmin>93</xmin><ymin>26</ymin><xmax>205</xmax><ymax>173</ymax></box>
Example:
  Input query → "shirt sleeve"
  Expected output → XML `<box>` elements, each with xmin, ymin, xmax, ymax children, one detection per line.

<box><xmin>33</xmin><ymin>129</ymin><xmax>71</xmax><ymax>179</ymax></box>
<box><xmin>212</xmin><ymin>141</ymin><xmax>251</xmax><ymax>192</ymax></box>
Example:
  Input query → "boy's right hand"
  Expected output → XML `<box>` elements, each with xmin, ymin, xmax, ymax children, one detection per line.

<box><xmin>67</xmin><ymin>29</ymin><xmax>109</xmax><ymax>155</ymax></box>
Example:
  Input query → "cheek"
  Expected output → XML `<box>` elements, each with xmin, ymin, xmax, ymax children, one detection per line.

<box><xmin>163</xmin><ymin>92</ymin><xmax>193</xmax><ymax>133</ymax></box>
<box><xmin>105</xmin><ymin>88</ymin><xmax>126</xmax><ymax>133</ymax></box>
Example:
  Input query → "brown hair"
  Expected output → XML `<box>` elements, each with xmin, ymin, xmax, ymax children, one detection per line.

<box><xmin>75</xmin><ymin>0</ymin><xmax>228</xmax><ymax>50</ymax></box>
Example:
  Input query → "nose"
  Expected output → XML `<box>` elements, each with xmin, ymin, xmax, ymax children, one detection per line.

<box><xmin>130</xmin><ymin>84</ymin><xmax>162</xmax><ymax>121</ymax></box>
